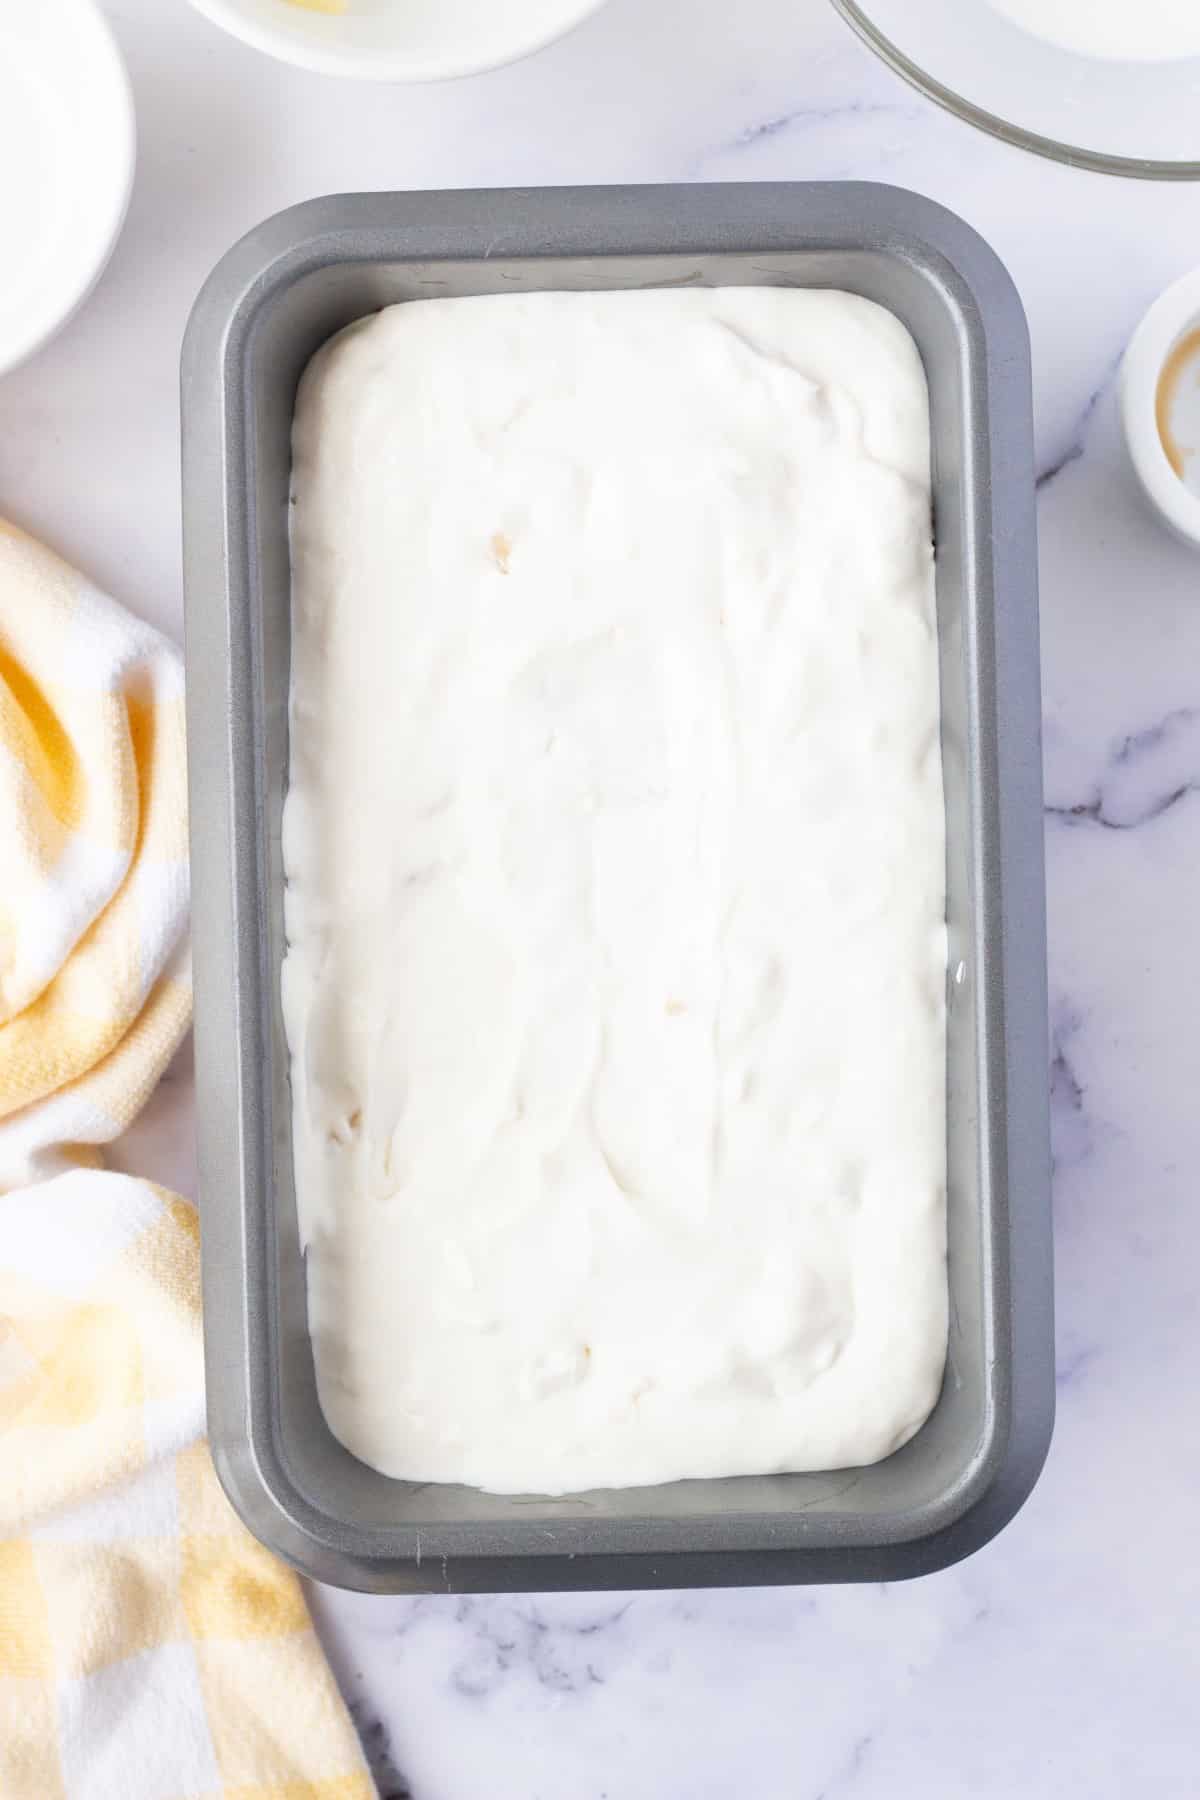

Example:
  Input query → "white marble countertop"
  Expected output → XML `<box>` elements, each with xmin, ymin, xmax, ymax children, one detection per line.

<box><xmin>6</xmin><ymin>0</ymin><xmax>1200</xmax><ymax>1793</ymax></box>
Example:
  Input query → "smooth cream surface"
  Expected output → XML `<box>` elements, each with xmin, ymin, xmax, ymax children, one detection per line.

<box><xmin>283</xmin><ymin>288</ymin><xmax>948</xmax><ymax>1495</ymax></box>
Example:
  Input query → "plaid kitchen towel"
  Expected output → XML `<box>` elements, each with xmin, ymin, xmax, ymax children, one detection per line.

<box><xmin>0</xmin><ymin>521</ymin><xmax>372</xmax><ymax>1799</ymax></box>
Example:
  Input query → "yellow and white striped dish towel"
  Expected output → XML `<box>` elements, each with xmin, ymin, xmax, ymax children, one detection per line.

<box><xmin>0</xmin><ymin>522</ymin><xmax>373</xmax><ymax>1800</ymax></box>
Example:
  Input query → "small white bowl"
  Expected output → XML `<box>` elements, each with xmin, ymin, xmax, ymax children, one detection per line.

<box><xmin>0</xmin><ymin>0</ymin><xmax>136</xmax><ymax>378</ymax></box>
<box><xmin>185</xmin><ymin>0</ymin><xmax>610</xmax><ymax>82</ymax></box>
<box><xmin>1121</xmin><ymin>269</ymin><xmax>1200</xmax><ymax>550</ymax></box>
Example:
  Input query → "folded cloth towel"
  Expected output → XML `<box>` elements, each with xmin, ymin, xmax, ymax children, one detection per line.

<box><xmin>0</xmin><ymin>523</ymin><xmax>372</xmax><ymax>1799</ymax></box>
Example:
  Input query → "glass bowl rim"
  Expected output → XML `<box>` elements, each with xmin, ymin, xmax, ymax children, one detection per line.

<box><xmin>829</xmin><ymin>0</ymin><xmax>1200</xmax><ymax>181</ymax></box>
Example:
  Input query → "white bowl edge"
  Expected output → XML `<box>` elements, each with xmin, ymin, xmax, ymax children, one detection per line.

<box><xmin>1120</xmin><ymin>268</ymin><xmax>1200</xmax><ymax>550</ymax></box>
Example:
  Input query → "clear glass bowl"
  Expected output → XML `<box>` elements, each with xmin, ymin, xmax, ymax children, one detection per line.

<box><xmin>830</xmin><ymin>0</ymin><xmax>1200</xmax><ymax>179</ymax></box>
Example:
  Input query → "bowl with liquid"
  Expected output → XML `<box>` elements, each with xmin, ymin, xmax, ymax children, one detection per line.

<box><xmin>1122</xmin><ymin>269</ymin><xmax>1200</xmax><ymax>545</ymax></box>
<box><xmin>184</xmin><ymin>0</ymin><xmax>610</xmax><ymax>81</ymax></box>
<box><xmin>829</xmin><ymin>0</ymin><xmax>1200</xmax><ymax>177</ymax></box>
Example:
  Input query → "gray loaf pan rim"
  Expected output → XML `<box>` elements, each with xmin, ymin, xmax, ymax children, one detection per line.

<box><xmin>181</xmin><ymin>183</ymin><xmax>1053</xmax><ymax>1594</ymax></box>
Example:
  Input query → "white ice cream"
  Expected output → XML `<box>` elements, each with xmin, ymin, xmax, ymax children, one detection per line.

<box><xmin>283</xmin><ymin>288</ymin><xmax>948</xmax><ymax>1496</ymax></box>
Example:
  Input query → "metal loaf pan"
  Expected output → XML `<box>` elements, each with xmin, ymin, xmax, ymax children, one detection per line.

<box><xmin>182</xmin><ymin>184</ymin><xmax>1053</xmax><ymax>1593</ymax></box>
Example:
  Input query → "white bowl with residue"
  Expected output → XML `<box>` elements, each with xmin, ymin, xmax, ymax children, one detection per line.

<box><xmin>185</xmin><ymin>0</ymin><xmax>610</xmax><ymax>81</ymax></box>
<box><xmin>1121</xmin><ymin>269</ymin><xmax>1200</xmax><ymax>549</ymax></box>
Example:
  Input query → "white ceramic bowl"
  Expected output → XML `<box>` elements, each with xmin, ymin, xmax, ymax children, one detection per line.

<box><xmin>0</xmin><ymin>0</ymin><xmax>136</xmax><ymax>378</ymax></box>
<box><xmin>1121</xmin><ymin>270</ymin><xmax>1200</xmax><ymax>549</ymax></box>
<box><xmin>185</xmin><ymin>0</ymin><xmax>610</xmax><ymax>82</ymax></box>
